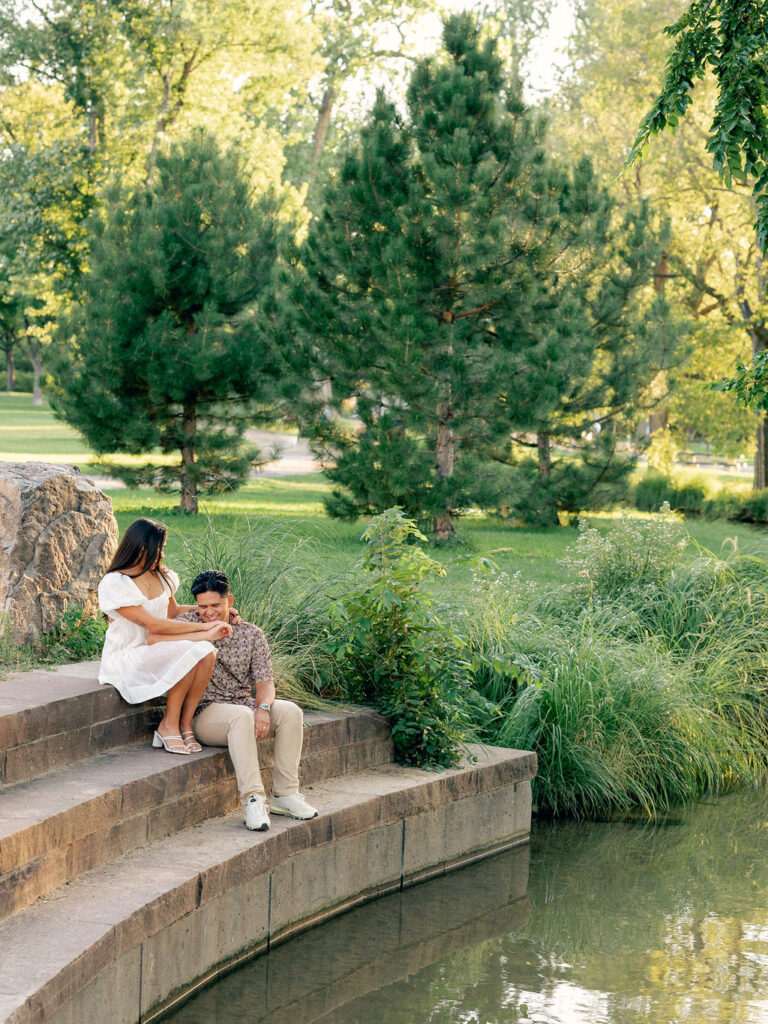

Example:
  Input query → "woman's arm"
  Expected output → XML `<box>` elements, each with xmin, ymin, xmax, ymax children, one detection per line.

<box><xmin>146</xmin><ymin>624</ymin><xmax>231</xmax><ymax>645</ymax></box>
<box><xmin>115</xmin><ymin>604</ymin><xmax>218</xmax><ymax>636</ymax></box>
<box><xmin>168</xmin><ymin>595</ymin><xmax>242</xmax><ymax>624</ymax></box>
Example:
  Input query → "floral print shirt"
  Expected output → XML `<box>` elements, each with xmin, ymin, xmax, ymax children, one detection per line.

<box><xmin>176</xmin><ymin>610</ymin><xmax>273</xmax><ymax>712</ymax></box>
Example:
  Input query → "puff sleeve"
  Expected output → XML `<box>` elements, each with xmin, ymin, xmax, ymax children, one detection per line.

<box><xmin>164</xmin><ymin>569</ymin><xmax>180</xmax><ymax>595</ymax></box>
<box><xmin>98</xmin><ymin>573</ymin><xmax>143</xmax><ymax>616</ymax></box>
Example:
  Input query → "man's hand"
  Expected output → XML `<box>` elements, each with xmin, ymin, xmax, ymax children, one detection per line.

<box><xmin>254</xmin><ymin>708</ymin><xmax>270</xmax><ymax>739</ymax></box>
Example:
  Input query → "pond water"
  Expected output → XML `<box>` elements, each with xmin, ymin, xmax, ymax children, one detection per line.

<box><xmin>169</xmin><ymin>789</ymin><xmax>768</xmax><ymax>1024</ymax></box>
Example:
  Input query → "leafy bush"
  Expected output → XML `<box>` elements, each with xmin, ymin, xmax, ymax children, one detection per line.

<box><xmin>328</xmin><ymin>508</ymin><xmax>472</xmax><ymax>768</ymax></box>
<box><xmin>634</xmin><ymin>471</ymin><xmax>707</xmax><ymax>515</ymax></box>
<box><xmin>50</xmin><ymin>605</ymin><xmax>107</xmax><ymax>661</ymax></box>
<box><xmin>742</xmin><ymin>488</ymin><xmax>768</xmax><ymax>524</ymax></box>
<box><xmin>559</xmin><ymin>505</ymin><xmax>688</xmax><ymax>601</ymax></box>
<box><xmin>701</xmin><ymin>487</ymin><xmax>768</xmax><ymax>524</ymax></box>
<box><xmin>703</xmin><ymin>490</ymin><xmax>749</xmax><ymax>521</ymax></box>
<box><xmin>492</xmin><ymin>622</ymin><xmax>739</xmax><ymax>819</ymax></box>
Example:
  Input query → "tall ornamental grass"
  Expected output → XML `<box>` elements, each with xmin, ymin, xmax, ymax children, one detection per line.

<box><xmin>175</xmin><ymin>517</ymin><xmax>345</xmax><ymax>707</ymax></box>
<box><xmin>453</xmin><ymin>507</ymin><xmax>768</xmax><ymax>819</ymax></box>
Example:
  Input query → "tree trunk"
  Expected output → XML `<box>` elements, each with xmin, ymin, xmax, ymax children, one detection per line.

<box><xmin>146</xmin><ymin>73</ymin><xmax>171</xmax><ymax>177</ymax></box>
<box><xmin>179</xmin><ymin>403</ymin><xmax>198</xmax><ymax>513</ymax></box>
<box><xmin>755</xmin><ymin>411</ymin><xmax>768</xmax><ymax>490</ymax></box>
<box><xmin>536</xmin><ymin>431</ymin><xmax>559</xmax><ymax>527</ymax></box>
<box><xmin>537</xmin><ymin>431</ymin><xmax>552</xmax><ymax>478</ymax></box>
<box><xmin>5</xmin><ymin>346</ymin><xmax>14</xmax><ymax>391</ymax></box>
<box><xmin>751</xmin><ymin>327</ymin><xmax>768</xmax><ymax>490</ymax></box>
<box><xmin>24</xmin><ymin>337</ymin><xmax>44</xmax><ymax>406</ymax></box>
<box><xmin>648</xmin><ymin>408</ymin><xmax>669</xmax><ymax>434</ymax></box>
<box><xmin>308</xmin><ymin>86</ymin><xmax>336</xmax><ymax>184</ymax></box>
<box><xmin>433</xmin><ymin>412</ymin><xmax>455</xmax><ymax>541</ymax></box>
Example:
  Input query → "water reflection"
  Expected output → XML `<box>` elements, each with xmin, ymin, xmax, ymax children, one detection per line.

<box><xmin>170</xmin><ymin>789</ymin><xmax>768</xmax><ymax>1024</ymax></box>
<box><xmin>169</xmin><ymin>846</ymin><xmax>531</xmax><ymax>1024</ymax></box>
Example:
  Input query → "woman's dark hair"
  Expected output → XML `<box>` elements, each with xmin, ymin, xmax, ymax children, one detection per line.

<box><xmin>191</xmin><ymin>570</ymin><xmax>230</xmax><ymax>596</ymax></box>
<box><xmin>105</xmin><ymin>518</ymin><xmax>171</xmax><ymax>585</ymax></box>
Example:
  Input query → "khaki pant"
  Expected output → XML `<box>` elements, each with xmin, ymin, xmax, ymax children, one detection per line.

<box><xmin>194</xmin><ymin>699</ymin><xmax>304</xmax><ymax>805</ymax></box>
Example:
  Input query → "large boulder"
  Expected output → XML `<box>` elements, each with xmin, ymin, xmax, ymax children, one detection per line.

<box><xmin>0</xmin><ymin>462</ymin><xmax>118</xmax><ymax>645</ymax></box>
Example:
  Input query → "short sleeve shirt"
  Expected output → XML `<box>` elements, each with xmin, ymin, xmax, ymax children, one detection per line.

<box><xmin>176</xmin><ymin>610</ymin><xmax>273</xmax><ymax>712</ymax></box>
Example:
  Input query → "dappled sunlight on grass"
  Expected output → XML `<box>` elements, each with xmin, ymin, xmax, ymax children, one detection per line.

<box><xmin>3</xmin><ymin>391</ymin><xmax>767</xmax><ymax>596</ymax></box>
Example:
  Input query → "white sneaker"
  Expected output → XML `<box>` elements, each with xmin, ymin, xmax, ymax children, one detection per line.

<box><xmin>269</xmin><ymin>792</ymin><xmax>318</xmax><ymax>819</ymax></box>
<box><xmin>245</xmin><ymin>795</ymin><xmax>270</xmax><ymax>831</ymax></box>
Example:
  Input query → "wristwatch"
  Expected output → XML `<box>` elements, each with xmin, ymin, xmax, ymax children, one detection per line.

<box><xmin>256</xmin><ymin>703</ymin><xmax>271</xmax><ymax>713</ymax></box>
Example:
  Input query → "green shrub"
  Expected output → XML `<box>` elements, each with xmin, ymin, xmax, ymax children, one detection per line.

<box><xmin>742</xmin><ymin>488</ymin><xmax>768</xmax><ymax>524</ymax></box>
<box><xmin>49</xmin><ymin>605</ymin><xmax>107</xmax><ymax>661</ymax></box>
<box><xmin>492</xmin><ymin>621</ymin><xmax>738</xmax><ymax>819</ymax></box>
<box><xmin>701</xmin><ymin>487</ymin><xmax>768</xmax><ymax>524</ymax></box>
<box><xmin>633</xmin><ymin>471</ymin><xmax>706</xmax><ymax>515</ymax></box>
<box><xmin>559</xmin><ymin>505</ymin><xmax>688</xmax><ymax>601</ymax></box>
<box><xmin>329</xmin><ymin>508</ymin><xmax>472</xmax><ymax>768</ymax></box>
<box><xmin>703</xmin><ymin>490</ymin><xmax>748</xmax><ymax>521</ymax></box>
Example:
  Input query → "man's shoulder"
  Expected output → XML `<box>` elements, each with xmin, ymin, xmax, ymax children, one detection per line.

<box><xmin>176</xmin><ymin>609</ymin><xmax>201</xmax><ymax>623</ymax></box>
<box><xmin>233</xmin><ymin>620</ymin><xmax>268</xmax><ymax>642</ymax></box>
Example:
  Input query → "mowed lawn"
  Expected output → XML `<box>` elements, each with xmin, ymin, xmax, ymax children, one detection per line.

<box><xmin>3</xmin><ymin>391</ymin><xmax>768</xmax><ymax>601</ymax></box>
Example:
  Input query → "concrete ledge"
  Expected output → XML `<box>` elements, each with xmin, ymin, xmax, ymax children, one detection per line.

<box><xmin>158</xmin><ymin>844</ymin><xmax>531</xmax><ymax>1024</ymax></box>
<box><xmin>0</xmin><ymin>745</ymin><xmax>535</xmax><ymax>1024</ymax></box>
<box><xmin>0</xmin><ymin>710</ymin><xmax>392</xmax><ymax>921</ymax></box>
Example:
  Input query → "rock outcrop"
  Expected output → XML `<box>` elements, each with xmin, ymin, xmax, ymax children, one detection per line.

<box><xmin>0</xmin><ymin>462</ymin><xmax>118</xmax><ymax>645</ymax></box>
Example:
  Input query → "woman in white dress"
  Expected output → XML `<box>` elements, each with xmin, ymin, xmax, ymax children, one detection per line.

<box><xmin>98</xmin><ymin>518</ymin><xmax>232</xmax><ymax>755</ymax></box>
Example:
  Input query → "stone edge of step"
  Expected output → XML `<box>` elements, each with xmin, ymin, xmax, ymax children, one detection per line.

<box><xmin>0</xmin><ymin>709</ymin><xmax>394</xmax><ymax>920</ymax></box>
<box><xmin>0</xmin><ymin>745</ymin><xmax>536</xmax><ymax>1024</ymax></box>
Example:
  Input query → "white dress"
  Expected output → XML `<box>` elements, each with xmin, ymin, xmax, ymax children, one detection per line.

<box><xmin>97</xmin><ymin>569</ymin><xmax>215</xmax><ymax>704</ymax></box>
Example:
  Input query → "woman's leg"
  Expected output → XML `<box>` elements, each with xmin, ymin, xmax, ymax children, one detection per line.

<box><xmin>179</xmin><ymin>653</ymin><xmax>217</xmax><ymax>735</ymax></box>
<box><xmin>156</xmin><ymin>652</ymin><xmax>216</xmax><ymax>738</ymax></box>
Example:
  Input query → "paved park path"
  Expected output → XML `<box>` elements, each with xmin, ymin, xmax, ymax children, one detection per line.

<box><xmin>243</xmin><ymin>428</ymin><xmax>320</xmax><ymax>477</ymax></box>
<box><xmin>89</xmin><ymin>429</ymin><xmax>321</xmax><ymax>489</ymax></box>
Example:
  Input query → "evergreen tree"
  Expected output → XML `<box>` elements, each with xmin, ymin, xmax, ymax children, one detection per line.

<box><xmin>293</xmin><ymin>14</ymin><xmax>669</xmax><ymax>535</ymax></box>
<box><xmin>51</xmin><ymin>132</ymin><xmax>283</xmax><ymax>512</ymax></box>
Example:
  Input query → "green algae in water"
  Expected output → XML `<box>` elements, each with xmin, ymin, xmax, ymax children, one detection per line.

<box><xmin>169</xmin><ymin>789</ymin><xmax>768</xmax><ymax>1024</ymax></box>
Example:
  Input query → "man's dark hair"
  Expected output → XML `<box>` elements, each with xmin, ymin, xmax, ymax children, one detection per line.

<box><xmin>191</xmin><ymin>569</ymin><xmax>230</xmax><ymax>596</ymax></box>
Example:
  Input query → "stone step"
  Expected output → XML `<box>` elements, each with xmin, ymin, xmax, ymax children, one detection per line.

<box><xmin>0</xmin><ymin>709</ymin><xmax>392</xmax><ymax>923</ymax></box>
<box><xmin>0</xmin><ymin>745</ymin><xmax>536</xmax><ymax>1024</ymax></box>
<box><xmin>0</xmin><ymin>662</ymin><xmax>163</xmax><ymax>787</ymax></box>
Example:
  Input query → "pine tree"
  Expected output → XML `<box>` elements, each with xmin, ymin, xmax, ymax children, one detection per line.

<box><xmin>51</xmin><ymin>131</ymin><xmax>283</xmax><ymax>512</ymax></box>
<box><xmin>293</xmin><ymin>14</ymin><xmax>669</xmax><ymax>536</ymax></box>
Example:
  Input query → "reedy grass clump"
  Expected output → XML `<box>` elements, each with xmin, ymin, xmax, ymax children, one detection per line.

<box><xmin>174</xmin><ymin>517</ymin><xmax>346</xmax><ymax>708</ymax></box>
<box><xmin>451</xmin><ymin>508</ymin><xmax>768</xmax><ymax>820</ymax></box>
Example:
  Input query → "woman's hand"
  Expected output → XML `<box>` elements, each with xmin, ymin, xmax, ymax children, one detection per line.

<box><xmin>204</xmin><ymin>621</ymin><xmax>233</xmax><ymax>642</ymax></box>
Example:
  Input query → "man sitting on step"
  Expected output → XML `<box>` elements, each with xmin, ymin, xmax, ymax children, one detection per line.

<box><xmin>176</xmin><ymin>569</ymin><xmax>318</xmax><ymax>831</ymax></box>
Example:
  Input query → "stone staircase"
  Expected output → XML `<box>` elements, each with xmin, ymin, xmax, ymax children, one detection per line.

<box><xmin>0</xmin><ymin>661</ymin><xmax>536</xmax><ymax>1024</ymax></box>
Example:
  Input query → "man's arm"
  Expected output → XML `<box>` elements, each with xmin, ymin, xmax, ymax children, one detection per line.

<box><xmin>250</xmin><ymin>627</ymin><xmax>276</xmax><ymax>740</ymax></box>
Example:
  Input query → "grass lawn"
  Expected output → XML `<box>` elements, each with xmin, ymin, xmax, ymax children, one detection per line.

<box><xmin>107</xmin><ymin>475</ymin><xmax>768</xmax><ymax>603</ymax></box>
<box><xmin>3</xmin><ymin>390</ymin><xmax>767</xmax><ymax>601</ymax></box>
<box><xmin>0</xmin><ymin>392</ymin><xmax>175</xmax><ymax>471</ymax></box>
